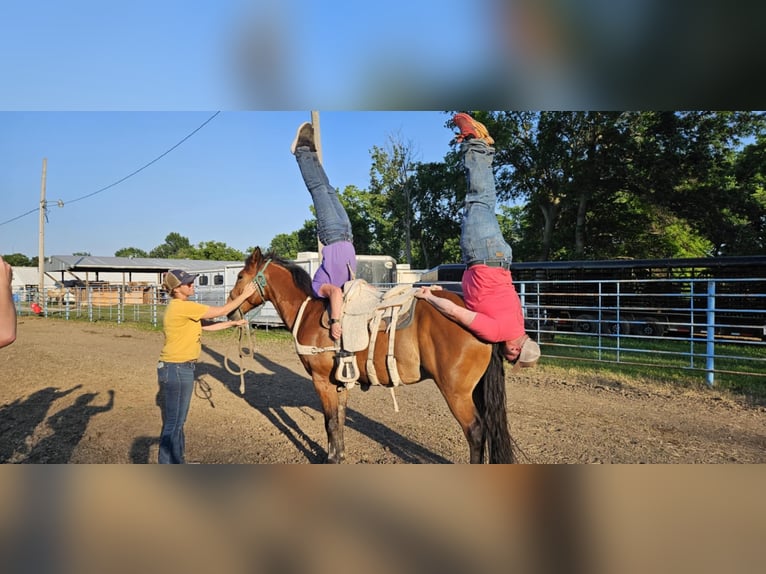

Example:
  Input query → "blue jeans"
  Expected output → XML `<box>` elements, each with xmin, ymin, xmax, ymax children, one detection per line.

<box><xmin>157</xmin><ymin>361</ymin><xmax>196</xmax><ymax>464</ymax></box>
<box><xmin>295</xmin><ymin>148</ymin><xmax>353</xmax><ymax>245</ymax></box>
<box><xmin>460</xmin><ymin>139</ymin><xmax>512</xmax><ymax>265</ymax></box>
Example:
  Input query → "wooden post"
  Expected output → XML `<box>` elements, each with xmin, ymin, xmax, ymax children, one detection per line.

<box><xmin>38</xmin><ymin>158</ymin><xmax>47</xmax><ymax>305</ymax></box>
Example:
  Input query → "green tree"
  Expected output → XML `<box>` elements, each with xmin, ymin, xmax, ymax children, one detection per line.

<box><xmin>186</xmin><ymin>241</ymin><xmax>244</xmax><ymax>261</ymax></box>
<box><xmin>267</xmin><ymin>232</ymin><xmax>302</xmax><ymax>259</ymax></box>
<box><xmin>729</xmin><ymin>130</ymin><xmax>766</xmax><ymax>254</ymax></box>
<box><xmin>149</xmin><ymin>232</ymin><xmax>192</xmax><ymax>258</ymax></box>
<box><xmin>114</xmin><ymin>247</ymin><xmax>148</xmax><ymax>258</ymax></box>
<box><xmin>2</xmin><ymin>253</ymin><xmax>32</xmax><ymax>266</ymax></box>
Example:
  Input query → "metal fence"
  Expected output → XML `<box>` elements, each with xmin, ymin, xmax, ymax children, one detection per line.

<box><xmin>518</xmin><ymin>275</ymin><xmax>766</xmax><ymax>387</ymax></box>
<box><xmin>14</xmin><ymin>273</ymin><xmax>766</xmax><ymax>388</ymax></box>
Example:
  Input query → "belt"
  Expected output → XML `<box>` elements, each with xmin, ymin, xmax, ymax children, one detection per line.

<box><xmin>467</xmin><ymin>260</ymin><xmax>510</xmax><ymax>269</ymax></box>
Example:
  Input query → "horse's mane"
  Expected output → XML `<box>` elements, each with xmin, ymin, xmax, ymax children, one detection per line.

<box><xmin>261</xmin><ymin>251</ymin><xmax>314</xmax><ymax>297</ymax></box>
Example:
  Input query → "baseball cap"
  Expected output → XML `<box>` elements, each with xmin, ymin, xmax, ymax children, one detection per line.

<box><xmin>162</xmin><ymin>269</ymin><xmax>198</xmax><ymax>292</ymax></box>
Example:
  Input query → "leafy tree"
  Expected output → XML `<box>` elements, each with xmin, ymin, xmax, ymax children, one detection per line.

<box><xmin>729</xmin><ymin>130</ymin><xmax>766</xmax><ymax>254</ymax></box>
<box><xmin>72</xmin><ymin>251</ymin><xmax>91</xmax><ymax>256</ymax></box>
<box><xmin>149</xmin><ymin>232</ymin><xmax>192</xmax><ymax>258</ymax></box>
<box><xmin>185</xmin><ymin>241</ymin><xmax>244</xmax><ymax>261</ymax></box>
<box><xmin>114</xmin><ymin>247</ymin><xmax>148</xmax><ymax>258</ymax></box>
<box><xmin>2</xmin><ymin>253</ymin><xmax>32</xmax><ymax>266</ymax></box>
<box><xmin>408</xmin><ymin>159</ymin><xmax>464</xmax><ymax>267</ymax></box>
<box><xmin>267</xmin><ymin>232</ymin><xmax>302</xmax><ymax>259</ymax></box>
<box><xmin>475</xmin><ymin>110</ymin><xmax>765</xmax><ymax>262</ymax></box>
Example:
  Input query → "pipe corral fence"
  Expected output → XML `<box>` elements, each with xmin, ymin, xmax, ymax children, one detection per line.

<box><xmin>416</xmin><ymin>256</ymin><xmax>766</xmax><ymax>388</ymax></box>
<box><xmin>13</xmin><ymin>255</ymin><xmax>766</xmax><ymax>389</ymax></box>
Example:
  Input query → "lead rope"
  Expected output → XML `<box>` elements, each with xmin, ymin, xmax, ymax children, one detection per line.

<box><xmin>224</xmin><ymin>319</ymin><xmax>257</xmax><ymax>395</ymax></box>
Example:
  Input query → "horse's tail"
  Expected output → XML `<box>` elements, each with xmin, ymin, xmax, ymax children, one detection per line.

<box><xmin>475</xmin><ymin>343</ymin><xmax>515</xmax><ymax>463</ymax></box>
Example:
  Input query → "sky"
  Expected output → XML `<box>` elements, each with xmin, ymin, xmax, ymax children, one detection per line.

<box><xmin>2</xmin><ymin>2</ymin><xmax>760</xmax><ymax>111</ymax></box>
<box><xmin>0</xmin><ymin>111</ymin><xmax>457</xmax><ymax>258</ymax></box>
<box><xmin>1</xmin><ymin>1</ymin><xmax>762</xmax><ymax>259</ymax></box>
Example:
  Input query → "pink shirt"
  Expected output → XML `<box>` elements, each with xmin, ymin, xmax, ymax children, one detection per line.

<box><xmin>462</xmin><ymin>265</ymin><xmax>525</xmax><ymax>343</ymax></box>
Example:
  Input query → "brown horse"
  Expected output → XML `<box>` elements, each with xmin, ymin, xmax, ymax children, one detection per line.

<box><xmin>228</xmin><ymin>247</ymin><xmax>514</xmax><ymax>463</ymax></box>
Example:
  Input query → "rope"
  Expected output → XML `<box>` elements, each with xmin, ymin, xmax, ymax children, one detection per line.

<box><xmin>194</xmin><ymin>376</ymin><xmax>215</xmax><ymax>408</ymax></box>
<box><xmin>224</xmin><ymin>320</ymin><xmax>257</xmax><ymax>395</ymax></box>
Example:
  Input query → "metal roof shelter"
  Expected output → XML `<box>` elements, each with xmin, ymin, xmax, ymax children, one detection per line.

<box><xmin>44</xmin><ymin>255</ymin><xmax>246</xmax><ymax>285</ymax></box>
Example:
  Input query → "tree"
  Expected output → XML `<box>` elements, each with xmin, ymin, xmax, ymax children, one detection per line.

<box><xmin>2</xmin><ymin>253</ymin><xmax>32</xmax><ymax>267</ymax></box>
<box><xmin>114</xmin><ymin>247</ymin><xmax>148</xmax><ymax>258</ymax></box>
<box><xmin>367</xmin><ymin>134</ymin><xmax>420</xmax><ymax>263</ymax></box>
<box><xmin>149</xmin><ymin>232</ymin><xmax>192</xmax><ymax>259</ymax></box>
<box><xmin>477</xmin><ymin>110</ymin><xmax>765</xmax><ymax>261</ymax></box>
<box><xmin>267</xmin><ymin>232</ymin><xmax>302</xmax><ymax>259</ymax></box>
<box><xmin>186</xmin><ymin>241</ymin><xmax>244</xmax><ymax>261</ymax></box>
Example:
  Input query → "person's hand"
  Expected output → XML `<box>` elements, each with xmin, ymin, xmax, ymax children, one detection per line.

<box><xmin>330</xmin><ymin>322</ymin><xmax>342</xmax><ymax>340</ymax></box>
<box><xmin>414</xmin><ymin>285</ymin><xmax>441</xmax><ymax>300</ymax></box>
<box><xmin>240</xmin><ymin>282</ymin><xmax>257</xmax><ymax>299</ymax></box>
<box><xmin>232</xmin><ymin>319</ymin><xmax>247</xmax><ymax>327</ymax></box>
<box><xmin>413</xmin><ymin>286</ymin><xmax>430</xmax><ymax>299</ymax></box>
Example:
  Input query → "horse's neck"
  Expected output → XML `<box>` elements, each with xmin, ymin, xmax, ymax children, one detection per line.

<box><xmin>267</xmin><ymin>275</ymin><xmax>312</xmax><ymax>331</ymax></box>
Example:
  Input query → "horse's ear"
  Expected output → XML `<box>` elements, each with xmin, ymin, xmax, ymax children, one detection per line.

<box><xmin>250</xmin><ymin>247</ymin><xmax>261</xmax><ymax>262</ymax></box>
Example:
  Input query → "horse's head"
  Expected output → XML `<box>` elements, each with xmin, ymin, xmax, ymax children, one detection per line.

<box><xmin>227</xmin><ymin>247</ymin><xmax>315</xmax><ymax>320</ymax></box>
<box><xmin>227</xmin><ymin>247</ymin><xmax>270</xmax><ymax>317</ymax></box>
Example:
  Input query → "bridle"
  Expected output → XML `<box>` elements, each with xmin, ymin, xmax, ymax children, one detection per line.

<box><xmin>226</xmin><ymin>257</ymin><xmax>273</xmax><ymax>396</ymax></box>
<box><xmin>250</xmin><ymin>258</ymin><xmax>272</xmax><ymax>301</ymax></box>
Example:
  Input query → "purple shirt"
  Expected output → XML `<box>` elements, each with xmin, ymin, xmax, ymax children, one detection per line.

<box><xmin>312</xmin><ymin>241</ymin><xmax>357</xmax><ymax>297</ymax></box>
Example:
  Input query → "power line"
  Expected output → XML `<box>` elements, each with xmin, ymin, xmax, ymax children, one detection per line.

<box><xmin>0</xmin><ymin>111</ymin><xmax>221</xmax><ymax>227</ymax></box>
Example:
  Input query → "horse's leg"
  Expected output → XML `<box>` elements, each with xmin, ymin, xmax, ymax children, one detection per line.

<box><xmin>437</xmin><ymin>387</ymin><xmax>485</xmax><ymax>463</ymax></box>
<box><xmin>312</xmin><ymin>375</ymin><xmax>346</xmax><ymax>463</ymax></box>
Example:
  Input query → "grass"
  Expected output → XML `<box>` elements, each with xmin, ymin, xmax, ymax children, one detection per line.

<box><xmin>542</xmin><ymin>332</ymin><xmax>766</xmax><ymax>402</ymax></box>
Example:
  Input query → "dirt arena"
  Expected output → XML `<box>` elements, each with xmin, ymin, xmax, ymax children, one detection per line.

<box><xmin>1</xmin><ymin>317</ymin><xmax>764</xmax><ymax>464</ymax></box>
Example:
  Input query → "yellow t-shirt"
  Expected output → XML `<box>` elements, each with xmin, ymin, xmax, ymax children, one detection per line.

<box><xmin>159</xmin><ymin>299</ymin><xmax>210</xmax><ymax>362</ymax></box>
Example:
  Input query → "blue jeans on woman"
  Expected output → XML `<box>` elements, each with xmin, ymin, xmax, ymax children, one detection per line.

<box><xmin>295</xmin><ymin>148</ymin><xmax>353</xmax><ymax>245</ymax></box>
<box><xmin>157</xmin><ymin>361</ymin><xmax>196</xmax><ymax>464</ymax></box>
<box><xmin>459</xmin><ymin>139</ymin><xmax>513</xmax><ymax>265</ymax></box>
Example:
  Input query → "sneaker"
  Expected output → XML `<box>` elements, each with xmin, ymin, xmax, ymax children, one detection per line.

<box><xmin>453</xmin><ymin>113</ymin><xmax>495</xmax><ymax>146</ymax></box>
<box><xmin>290</xmin><ymin>122</ymin><xmax>315</xmax><ymax>154</ymax></box>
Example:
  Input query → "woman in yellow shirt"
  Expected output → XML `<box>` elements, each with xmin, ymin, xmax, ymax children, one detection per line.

<box><xmin>158</xmin><ymin>269</ymin><xmax>256</xmax><ymax>464</ymax></box>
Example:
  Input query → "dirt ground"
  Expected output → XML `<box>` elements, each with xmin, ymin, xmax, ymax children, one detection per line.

<box><xmin>1</xmin><ymin>316</ymin><xmax>764</xmax><ymax>464</ymax></box>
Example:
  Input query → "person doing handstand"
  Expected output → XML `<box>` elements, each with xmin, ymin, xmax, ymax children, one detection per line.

<box><xmin>291</xmin><ymin>121</ymin><xmax>357</xmax><ymax>341</ymax></box>
<box><xmin>415</xmin><ymin>113</ymin><xmax>540</xmax><ymax>367</ymax></box>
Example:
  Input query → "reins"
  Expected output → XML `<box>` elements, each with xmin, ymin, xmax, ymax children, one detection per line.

<box><xmin>224</xmin><ymin>315</ymin><xmax>257</xmax><ymax>395</ymax></box>
<box><xmin>223</xmin><ymin>258</ymin><xmax>271</xmax><ymax>395</ymax></box>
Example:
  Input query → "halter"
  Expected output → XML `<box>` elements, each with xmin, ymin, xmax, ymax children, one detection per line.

<box><xmin>250</xmin><ymin>258</ymin><xmax>272</xmax><ymax>300</ymax></box>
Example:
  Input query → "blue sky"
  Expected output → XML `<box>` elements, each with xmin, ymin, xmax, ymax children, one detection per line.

<box><xmin>0</xmin><ymin>1</ymin><xmax>497</xmax><ymax>110</ymax></box>
<box><xmin>0</xmin><ymin>111</ymin><xmax>457</xmax><ymax>258</ymax></box>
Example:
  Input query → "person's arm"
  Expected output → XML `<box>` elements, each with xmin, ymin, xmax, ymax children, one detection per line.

<box><xmin>0</xmin><ymin>257</ymin><xmax>17</xmax><ymax>348</ymax></box>
<box><xmin>202</xmin><ymin>318</ymin><xmax>247</xmax><ymax>332</ymax></box>
<box><xmin>201</xmin><ymin>282</ymin><xmax>257</xmax><ymax>319</ymax></box>
<box><xmin>414</xmin><ymin>286</ymin><xmax>477</xmax><ymax>329</ymax></box>
<box><xmin>317</xmin><ymin>283</ymin><xmax>343</xmax><ymax>340</ymax></box>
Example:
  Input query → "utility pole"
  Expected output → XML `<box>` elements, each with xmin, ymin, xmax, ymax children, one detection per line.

<box><xmin>311</xmin><ymin>111</ymin><xmax>324</xmax><ymax>260</ymax></box>
<box><xmin>38</xmin><ymin>158</ymin><xmax>47</xmax><ymax>305</ymax></box>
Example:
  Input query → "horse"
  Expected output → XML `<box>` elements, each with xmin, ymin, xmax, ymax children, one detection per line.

<box><xmin>227</xmin><ymin>247</ymin><xmax>514</xmax><ymax>464</ymax></box>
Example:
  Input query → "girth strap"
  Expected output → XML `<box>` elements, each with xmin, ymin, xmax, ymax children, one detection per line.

<box><xmin>292</xmin><ymin>297</ymin><xmax>336</xmax><ymax>355</ymax></box>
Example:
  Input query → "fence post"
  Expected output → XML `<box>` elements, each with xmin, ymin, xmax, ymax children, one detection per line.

<box><xmin>118</xmin><ymin>285</ymin><xmax>123</xmax><ymax>325</ymax></box>
<box><xmin>151</xmin><ymin>285</ymin><xmax>158</xmax><ymax>328</ymax></box>
<box><xmin>705</xmin><ymin>280</ymin><xmax>716</xmax><ymax>387</ymax></box>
